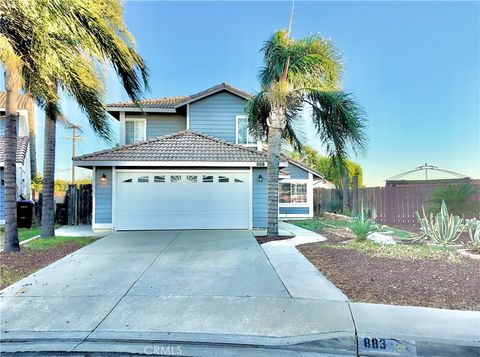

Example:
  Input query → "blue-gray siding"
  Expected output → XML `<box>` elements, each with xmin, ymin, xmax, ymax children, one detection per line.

<box><xmin>252</xmin><ymin>167</ymin><xmax>267</xmax><ymax>228</ymax></box>
<box><xmin>0</xmin><ymin>168</ymin><xmax>4</xmax><ymax>220</ymax></box>
<box><xmin>279</xmin><ymin>207</ymin><xmax>309</xmax><ymax>214</ymax></box>
<box><xmin>0</xmin><ymin>119</ymin><xmax>19</xmax><ymax>135</ymax></box>
<box><xmin>146</xmin><ymin>114</ymin><xmax>186</xmax><ymax>138</ymax></box>
<box><xmin>189</xmin><ymin>92</ymin><xmax>246</xmax><ymax>142</ymax></box>
<box><xmin>95</xmin><ymin>168</ymin><xmax>112</xmax><ymax>224</ymax></box>
<box><xmin>287</xmin><ymin>163</ymin><xmax>309</xmax><ymax>179</ymax></box>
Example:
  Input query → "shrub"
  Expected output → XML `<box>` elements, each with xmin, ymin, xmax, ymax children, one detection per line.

<box><xmin>416</xmin><ymin>201</ymin><xmax>464</xmax><ymax>245</ymax></box>
<box><xmin>427</xmin><ymin>184</ymin><xmax>480</xmax><ymax>217</ymax></box>
<box><xmin>349</xmin><ymin>203</ymin><xmax>374</xmax><ymax>241</ymax></box>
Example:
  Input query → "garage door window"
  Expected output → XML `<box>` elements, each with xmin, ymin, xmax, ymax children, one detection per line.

<box><xmin>171</xmin><ymin>175</ymin><xmax>182</xmax><ymax>183</ymax></box>
<box><xmin>203</xmin><ymin>175</ymin><xmax>213</xmax><ymax>183</ymax></box>
<box><xmin>122</xmin><ymin>178</ymin><xmax>132</xmax><ymax>183</ymax></box>
<box><xmin>138</xmin><ymin>176</ymin><xmax>149</xmax><ymax>183</ymax></box>
<box><xmin>187</xmin><ymin>175</ymin><xmax>197</xmax><ymax>183</ymax></box>
<box><xmin>218</xmin><ymin>176</ymin><xmax>229</xmax><ymax>183</ymax></box>
<box><xmin>154</xmin><ymin>175</ymin><xmax>165</xmax><ymax>183</ymax></box>
<box><xmin>234</xmin><ymin>178</ymin><xmax>244</xmax><ymax>183</ymax></box>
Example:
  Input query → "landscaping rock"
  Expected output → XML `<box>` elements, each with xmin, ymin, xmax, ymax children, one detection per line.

<box><xmin>324</xmin><ymin>212</ymin><xmax>351</xmax><ymax>222</ymax></box>
<box><xmin>367</xmin><ymin>232</ymin><xmax>396</xmax><ymax>245</ymax></box>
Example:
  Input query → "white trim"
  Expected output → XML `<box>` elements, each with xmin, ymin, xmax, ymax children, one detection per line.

<box><xmin>279</xmin><ymin>213</ymin><xmax>312</xmax><ymax>218</ymax></box>
<box><xmin>112</xmin><ymin>166</ymin><xmax>117</xmax><ymax>231</ymax></box>
<box><xmin>124</xmin><ymin>117</ymin><xmax>147</xmax><ymax>144</ymax></box>
<box><xmin>119</xmin><ymin>112</ymin><xmax>126</xmax><ymax>145</ymax></box>
<box><xmin>186</xmin><ymin>103</ymin><xmax>190</xmax><ymax>129</ymax></box>
<box><xmin>92</xmin><ymin>166</ymin><xmax>96</xmax><ymax>227</ymax></box>
<box><xmin>249</xmin><ymin>167</ymin><xmax>253</xmax><ymax>230</ymax></box>
<box><xmin>308</xmin><ymin>172</ymin><xmax>314</xmax><ymax>217</ymax></box>
<box><xmin>235</xmin><ymin>115</ymin><xmax>256</xmax><ymax>147</ymax></box>
<box><xmin>74</xmin><ymin>161</ymin><xmax>284</xmax><ymax>168</ymax></box>
<box><xmin>92</xmin><ymin>223</ymin><xmax>113</xmax><ymax>231</ymax></box>
<box><xmin>107</xmin><ymin>107</ymin><xmax>176</xmax><ymax>113</ymax></box>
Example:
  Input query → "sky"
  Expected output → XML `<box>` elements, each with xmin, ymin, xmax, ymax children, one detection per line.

<box><xmin>16</xmin><ymin>1</ymin><xmax>480</xmax><ymax>186</ymax></box>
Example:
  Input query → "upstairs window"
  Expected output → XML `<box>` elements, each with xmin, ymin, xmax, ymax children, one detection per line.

<box><xmin>236</xmin><ymin>116</ymin><xmax>256</xmax><ymax>145</ymax></box>
<box><xmin>125</xmin><ymin>119</ymin><xmax>146</xmax><ymax>144</ymax></box>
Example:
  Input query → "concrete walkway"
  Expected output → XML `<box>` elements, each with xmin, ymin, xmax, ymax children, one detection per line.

<box><xmin>55</xmin><ymin>224</ymin><xmax>107</xmax><ymax>237</ymax></box>
<box><xmin>262</xmin><ymin>221</ymin><xmax>348</xmax><ymax>301</ymax></box>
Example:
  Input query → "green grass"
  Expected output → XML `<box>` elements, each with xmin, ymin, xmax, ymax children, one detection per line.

<box><xmin>0</xmin><ymin>224</ymin><xmax>62</xmax><ymax>242</ymax></box>
<box><xmin>25</xmin><ymin>235</ymin><xmax>98</xmax><ymax>250</ymax></box>
<box><xmin>318</xmin><ymin>240</ymin><xmax>460</xmax><ymax>262</ymax></box>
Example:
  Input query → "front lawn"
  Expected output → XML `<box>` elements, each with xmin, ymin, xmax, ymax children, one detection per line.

<box><xmin>0</xmin><ymin>235</ymin><xmax>98</xmax><ymax>290</ymax></box>
<box><xmin>292</xmin><ymin>217</ymin><xmax>479</xmax><ymax>311</ymax></box>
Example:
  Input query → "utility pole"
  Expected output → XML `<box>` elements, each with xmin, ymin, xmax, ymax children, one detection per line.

<box><xmin>64</xmin><ymin>124</ymin><xmax>83</xmax><ymax>185</ymax></box>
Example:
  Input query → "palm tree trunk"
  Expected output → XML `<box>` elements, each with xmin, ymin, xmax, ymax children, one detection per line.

<box><xmin>41</xmin><ymin>104</ymin><xmax>56</xmax><ymax>238</ymax></box>
<box><xmin>266</xmin><ymin>127</ymin><xmax>283</xmax><ymax>236</ymax></box>
<box><xmin>342</xmin><ymin>169</ymin><xmax>350</xmax><ymax>214</ymax></box>
<box><xmin>27</xmin><ymin>96</ymin><xmax>37</xmax><ymax>185</ymax></box>
<box><xmin>3</xmin><ymin>67</ymin><xmax>20</xmax><ymax>252</ymax></box>
<box><xmin>352</xmin><ymin>175</ymin><xmax>359</xmax><ymax>215</ymax></box>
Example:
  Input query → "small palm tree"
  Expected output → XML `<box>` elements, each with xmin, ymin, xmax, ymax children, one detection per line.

<box><xmin>246</xmin><ymin>30</ymin><xmax>366</xmax><ymax>236</ymax></box>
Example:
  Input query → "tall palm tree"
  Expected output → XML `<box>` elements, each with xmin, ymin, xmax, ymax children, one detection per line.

<box><xmin>1</xmin><ymin>0</ymin><xmax>148</xmax><ymax>243</ymax></box>
<box><xmin>246</xmin><ymin>30</ymin><xmax>367</xmax><ymax>236</ymax></box>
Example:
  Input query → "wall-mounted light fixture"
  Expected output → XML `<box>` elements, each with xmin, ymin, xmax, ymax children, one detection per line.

<box><xmin>258</xmin><ymin>174</ymin><xmax>263</xmax><ymax>182</ymax></box>
<box><xmin>0</xmin><ymin>179</ymin><xmax>4</xmax><ymax>186</ymax></box>
<box><xmin>100</xmin><ymin>174</ymin><xmax>107</xmax><ymax>183</ymax></box>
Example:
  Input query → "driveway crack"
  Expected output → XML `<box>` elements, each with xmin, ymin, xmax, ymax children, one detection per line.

<box><xmin>71</xmin><ymin>231</ymin><xmax>182</xmax><ymax>352</ymax></box>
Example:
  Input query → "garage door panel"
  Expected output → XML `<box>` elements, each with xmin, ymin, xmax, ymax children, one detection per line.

<box><xmin>115</xmin><ymin>171</ymin><xmax>250</xmax><ymax>230</ymax></box>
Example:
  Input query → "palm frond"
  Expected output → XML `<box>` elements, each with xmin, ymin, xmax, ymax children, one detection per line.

<box><xmin>307</xmin><ymin>90</ymin><xmax>367</xmax><ymax>161</ymax></box>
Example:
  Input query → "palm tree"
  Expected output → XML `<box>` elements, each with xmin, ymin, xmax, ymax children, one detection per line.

<box><xmin>1</xmin><ymin>0</ymin><xmax>148</xmax><ymax>243</ymax></box>
<box><xmin>246</xmin><ymin>30</ymin><xmax>367</xmax><ymax>236</ymax></box>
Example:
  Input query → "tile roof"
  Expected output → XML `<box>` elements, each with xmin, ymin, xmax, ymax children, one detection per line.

<box><xmin>107</xmin><ymin>83</ymin><xmax>251</xmax><ymax>110</ymax></box>
<box><xmin>0</xmin><ymin>92</ymin><xmax>32</xmax><ymax>111</ymax></box>
<box><xmin>73</xmin><ymin>130</ymin><xmax>267</xmax><ymax>165</ymax></box>
<box><xmin>0</xmin><ymin>136</ymin><xmax>29</xmax><ymax>164</ymax></box>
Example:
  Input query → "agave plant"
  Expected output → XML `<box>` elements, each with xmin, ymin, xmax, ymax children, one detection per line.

<box><xmin>349</xmin><ymin>201</ymin><xmax>373</xmax><ymax>241</ymax></box>
<box><xmin>465</xmin><ymin>218</ymin><xmax>480</xmax><ymax>246</ymax></box>
<box><xmin>415</xmin><ymin>201</ymin><xmax>464</xmax><ymax>245</ymax></box>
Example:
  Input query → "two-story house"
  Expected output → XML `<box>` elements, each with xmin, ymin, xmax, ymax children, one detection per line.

<box><xmin>0</xmin><ymin>92</ymin><xmax>32</xmax><ymax>224</ymax></box>
<box><xmin>74</xmin><ymin>83</ymin><xmax>329</xmax><ymax>231</ymax></box>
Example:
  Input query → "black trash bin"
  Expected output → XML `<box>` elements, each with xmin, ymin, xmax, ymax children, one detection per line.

<box><xmin>17</xmin><ymin>200</ymin><xmax>34</xmax><ymax>229</ymax></box>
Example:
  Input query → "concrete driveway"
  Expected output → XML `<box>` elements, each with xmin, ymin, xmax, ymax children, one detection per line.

<box><xmin>0</xmin><ymin>230</ymin><xmax>355</xmax><ymax>354</ymax></box>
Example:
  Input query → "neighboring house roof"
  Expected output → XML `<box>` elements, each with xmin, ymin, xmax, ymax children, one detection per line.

<box><xmin>0</xmin><ymin>136</ymin><xmax>29</xmax><ymax>165</ymax></box>
<box><xmin>107</xmin><ymin>83</ymin><xmax>252</xmax><ymax>116</ymax></box>
<box><xmin>0</xmin><ymin>92</ymin><xmax>31</xmax><ymax>111</ymax></box>
<box><xmin>73</xmin><ymin>130</ymin><xmax>270</xmax><ymax>167</ymax></box>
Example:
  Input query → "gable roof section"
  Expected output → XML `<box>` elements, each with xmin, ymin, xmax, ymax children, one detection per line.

<box><xmin>107</xmin><ymin>83</ymin><xmax>251</xmax><ymax>116</ymax></box>
<box><xmin>0</xmin><ymin>92</ymin><xmax>31</xmax><ymax>111</ymax></box>
<box><xmin>73</xmin><ymin>130</ymin><xmax>268</xmax><ymax>167</ymax></box>
<box><xmin>286</xmin><ymin>157</ymin><xmax>325</xmax><ymax>179</ymax></box>
<box><xmin>0</xmin><ymin>136</ymin><xmax>29</xmax><ymax>165</ymax></box>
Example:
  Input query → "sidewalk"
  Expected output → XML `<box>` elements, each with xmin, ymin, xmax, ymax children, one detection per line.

<box><xmin>262</xmin><ymin>221</ymin><xmax>348</xmax><ymax>301</ymax></box>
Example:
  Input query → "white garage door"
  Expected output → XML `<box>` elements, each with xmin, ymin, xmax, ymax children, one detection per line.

<box><xmin>115</xmin><ymin>171</ymin><xmax>250</xmax><ymax>230</ymax></box>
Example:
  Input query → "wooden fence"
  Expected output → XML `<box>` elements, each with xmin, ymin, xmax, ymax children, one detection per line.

<box><xmin>314</xmin><ymin>182</ymin><xmax>480</xmax><ymax>229</ymax></box>
<box><xmin>65</xmin><ymin>184</ymin><xmax>92</xmax><ymax>225</ymax></box>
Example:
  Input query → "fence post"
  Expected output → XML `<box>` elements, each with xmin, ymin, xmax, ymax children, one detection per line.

<box><xmin>343</xmin><ymin>170</ymin><xmax>350</xmax><ymax>214</ymax></box>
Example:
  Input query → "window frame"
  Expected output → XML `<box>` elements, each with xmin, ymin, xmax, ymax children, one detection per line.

<box><xmin>278</xmin><ymin>180</ymin><xmax>309</xmax><ymax>206</ymax></box>
<box><xmin>235</xmin><ymin>115</ymin><xmax>256</xmax><ymax>146</ymax></box>
<box><xmin>124</xmin><ymin>117</ymin><xmax>146</xmax><ymax>144</ymax></box>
